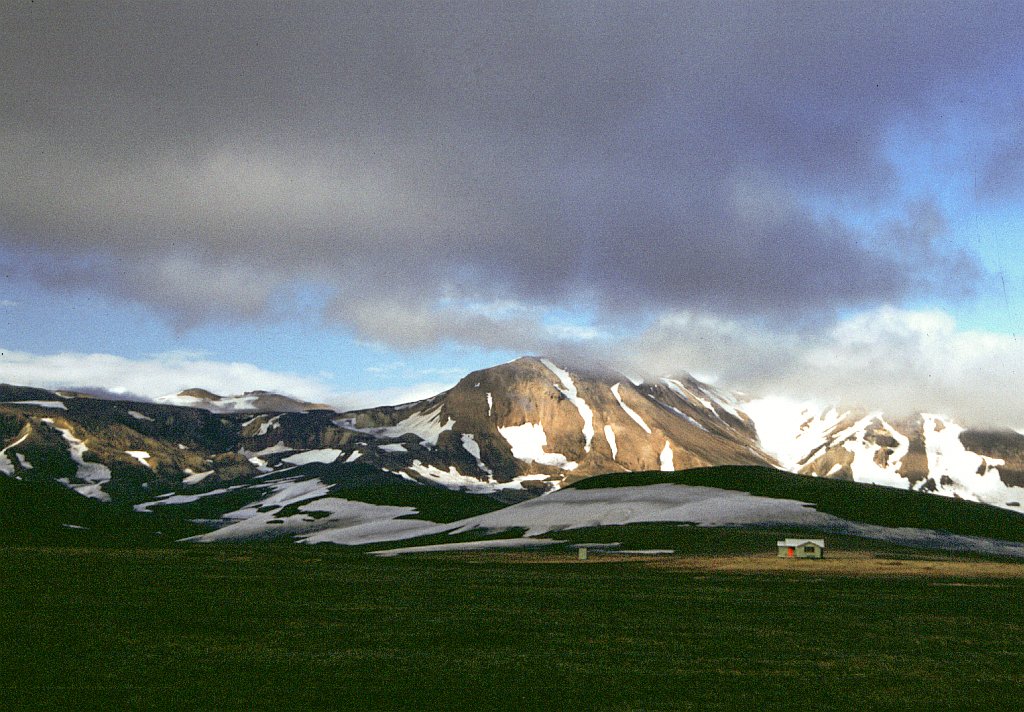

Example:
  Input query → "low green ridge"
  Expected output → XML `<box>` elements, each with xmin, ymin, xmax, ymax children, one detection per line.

<box><xmin>0</xmin><ymin>476</ymin><xmax>207</xmax><ymax>545</ymax></box>
<box><xmin>573</xmin><ymin>465</ymin><xmax>1024</xmax><ymax>543</ymax></box>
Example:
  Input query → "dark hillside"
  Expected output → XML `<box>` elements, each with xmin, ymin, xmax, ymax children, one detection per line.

<box><xmin>574</xmin><ymin>466</ymin><xmax>1024</xmax><ymax>542</ymax></box>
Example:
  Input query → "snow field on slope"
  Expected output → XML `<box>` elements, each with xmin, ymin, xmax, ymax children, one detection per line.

<box><xmin>541</xmin><ymin>358</ymin><xmax>595</xmax><ymax>452</ymax></box>
<box><xmin>0</xmin><ymin>429</ymin><xmax>32</xmax><ymax>475</ymax></box>
<box><xmin>662</xmin><ymin>379</ymin><xmax>720</xmax><ymax>418</ymax></box>
<box><xmin>840</xmin><ymin>415</ymin><xmax>911</xmax><ymax>490</ymax></box>
<box><xmin>360</xmin><ymin>404</ymin><xmax>454</xmax><ymax>446</ymax></box>
<box><xmin>40</xmin><ymin>419</ymin><xmax>112</xmax><ymax>501</ymax></box>
<box><xmin>611</xmin><ymin>383</ymin><xmax>651</xmax><ymax>434</ymax></box>
<box><xmin>243</xmin><ymin>442</ymin><xmax>293</xmax><ymax>458</ymax></box>
<box><xmin>647</xmin><ymin>394</ymin><xmax>709</xmax><ymax>432</ymax></box>
<box><xmin>441</xmin><ymin>484</ymin><xmax>1024</xmax><ymax>558</ymax></box>
<box><xmin>497</xmin><ymin>423</ymin><xmax>577</xmax><ymax>470</ymax></box>
<box><xmin>407</xmin><ymin>460</ymin><xmax>552</xmax><ymax>494</ymax></box>
<box><xmin>189</xmin><ymin>497</ymin><xmax>447</xmax><ymax>545</ymax></box>
<box><xmin>920</xmin><ymin>414</ymin><xmax>1024</xmax><ymax>507</ymax></box>
<box><xmin>659</xmin><ymin>441</ymin><xmax>674</xmax><ymax>472</ymax></box>
<box><xmin>604</xmin><ymin>425</ymin><xmax>618</xmax><ymax>460</ymax></box>
<box><xmin>4</xmin><ymin>400</ymin><xmax>67</xmax><ymax>410</ymax></box>
<box><xmin>460</xmin><ymin>433</ymin><xmax>494</xmax><ymax>475</ymax></box>
<box><xmin>281</xmin><ymin>449</ymin><xmax>343</xmax><ymax>466</ymax></box>
<box><xmin>176</xmin><ymin>477</ymin><xmax>1024</xmax><ymax>558</ymax></box>
<box><xmin>134</xmin><ymin>486</ymin><xmax>243</xmax><ymax>513</ymax></box>
<box><xmin>125</xmin><ymin>450</ymin><xmax>153</xmax><ymax>469</ymax></box>
<box><xmin>249</xmin><ymin>415</ymin><xmax>281</xmax><ymax>437</ymax></box>
<box><xmin>181</xmin><ymin>469</ymin><xmax>215</xmax><ymax>485</ymax></box>
<box><xmin>671</xmin><ymin>378</ymin><xmax>745</xmax><ymax>422</ymax></box>
<box><xmin>449</xmin><ymin>484</ymin><xmax>833</xmax><ymax>537</ymax></box>
<box><xmin>742</xmin><ymin>397</ymin><xmax>845</xmax><ymax>470</ymax></box>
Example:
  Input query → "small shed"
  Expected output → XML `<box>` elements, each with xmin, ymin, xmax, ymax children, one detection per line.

<box><xmin>777</xmin><ymin>538</ymin><xmax>825</xmax><ymax>559</ymax></box>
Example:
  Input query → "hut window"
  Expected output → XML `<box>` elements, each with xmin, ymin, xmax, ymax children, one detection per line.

<box><xmin>804</xmin><ymin>546</ymin><xmax>816</xmax><ymax>553</ymax></box>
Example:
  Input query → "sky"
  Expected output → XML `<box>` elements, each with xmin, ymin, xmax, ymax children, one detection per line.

<box><xmin>1</xmin><ymin>1</ymin><xmax>1023</xmax><ymax>425</ymax></box>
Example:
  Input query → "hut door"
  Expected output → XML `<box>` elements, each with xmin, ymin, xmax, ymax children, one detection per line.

<box><xmin>787</xmin><ymin>547</ymin><xmax>795</xmax><ymax>557</ymax></box>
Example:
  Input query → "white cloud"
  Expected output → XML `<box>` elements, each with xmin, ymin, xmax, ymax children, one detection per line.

<box><xmin>2</xmin><ymin>306</ymin><xmax>1020</xmax><ymax>430</ymax></box>
<box><xmin>0</xmin><ymin>347</ymin><xmax>462</xmax><ymax>412</ymax></box>
<box><xmin>0</xmin><ymin>348</ymin><xmax>347</xmax><ymax>408</ymax></box>
<box><xmin>614</xmin><ymin>306</ymin><xmax>1024</xmax><ymax>429</ymax></box>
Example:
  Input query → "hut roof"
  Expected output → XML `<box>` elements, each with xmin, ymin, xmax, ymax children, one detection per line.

<box><xmin>776</xmin><ymin>538</ymin><xmax>825</xmax><ymax>547</ymax></box>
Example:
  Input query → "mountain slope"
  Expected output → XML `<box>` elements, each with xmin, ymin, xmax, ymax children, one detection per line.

<box><xmin>745</xmin><ymin>401</ymin><xmax>1024</xmax><ymax>511</ymax></box>
<box><xmin>339</xmin><ymin>356</ymin><xmax>773</xmax><ymax>491</ymax></box>
<box><xmin>2</xmin><ymin>354</ymin><xmax>1024</xmax><ymax>547</ymax></box>
<box><xmin>155</xmin><ymin>388</ymin><xmax>335</xmax><ymax>413</ymax></box>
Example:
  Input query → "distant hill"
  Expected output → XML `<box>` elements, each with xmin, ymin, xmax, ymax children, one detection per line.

<box><xmin>155</xmin><ymin>388</ymin><xmax>335</xmax><ymax>413</ymax></box>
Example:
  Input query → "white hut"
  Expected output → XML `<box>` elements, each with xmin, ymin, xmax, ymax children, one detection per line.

<box><xmin>777</xmin><ymin>538</ymin><xmax>825</xmax><ymax>559</ymax></box>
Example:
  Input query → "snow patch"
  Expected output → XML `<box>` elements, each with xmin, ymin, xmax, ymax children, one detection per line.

<box><xmin>345</xmin><ymin>450</ymin><xmax>363</xmax><ymax>463</ymax></box>
<box><xmin>5</xmin><ymin>400</ymin><xmax>67</xmax><ymax>410</ymax></box>
<box><xmin>156</xmin><ymin>393</ymin><xmax>259</xmax><ymax>412</ymax></box>
<box><xmin>252</xmin><ymin>442</ymin><xmax>293</xmax><ymax>457</ymax></box>
<box><xmin>919</xmin><ymin>414</ymin><xmax>1024</xmax><ymax>508</ymax></box>
<box><xmin>486</xmin><ymin>392</ymin><xmax>493</xmax><ymax>417</ymax></box>
<box><xmin>41</xmin><ymin>419</ymin><xmax>111</xmax><ymax>501</ymax></box>
<box><xmin>125</xmin><ymin>450</ymin><xmax>153</xmax><ymax>469</ymax></box>
<box><xmin>604</xmin><ymin>425</ymin><xmax>617</xmax><ymax>460</ymax></box>
<box><xmin>743</xmin><ymin>397</ymin><xmax>846</xmax><ymax>471</ymax></box>
<box><xmin>364</xmin><ymin>405</ymin><xmax>454</xmax><ymax>445</ymax></box>
<box><xmin>128</xmin><ymin>410</ymin><xmax>154</xmax><ymax>422</ymax></box>
<box><xmin>379</xmin><ymin>443</ymin><xmax>408</xmax><ymax>453</ymax></box>
<box><xmin>662</xmin><ymin>379</ymin><xmax>718</xmax><ymax>416</ymax></box>
<box><xmin>247</xmin><ymin>455</ymin><xmax>271</xmax><ymax>472</ymax></box>
<box><xmin>449</xmin><ymin>484</ymin><xmax>832</xmax><ymax>537</ymax></box>
<box><xmin>407</xmin><ymin>460</ymin><xmax>555</xmax><ymax>494</ymax></box>
<box><xmin>134</xmin><ymin>486</ymin><xmax>242</xmax><ymax>513</ymax></box>
<box><xmin>541</xmin><ymin>358</ymin><xmax>595</xmax><ymax>452</ymax></box>
<box><xmin>253</xmin><ymin>415</ymin><xmax>282</xmax><ymax>436</ymax></box>
<box><xmin>842</xmin><ymin>416</ymin><xmax>911</xmax><ymax>490</ymax></box>
<box><xmin>281</xmin><ymin>449</ymin><xmax>342</xmax><ymax>466</ymax></box>
<box><xmin>245</xmin><ymin>478</ymin><xmax>331</xmax><ymax>513</ymax></box>
<box><xmin>0</xmin><ymin>428</ymin><xmax>32</xmax><ymax>475</ymax></box>
<box><xmin>611</xmin><ymin>383</ymin><xmax>651</xmax><ymax>434</ymax></box>
<box><xmin>182</xmin><ymin>469</ymin><xmax>215</xmax><ymax>485</ymax></box>
<box><xmin>461</xmin><ymin>433</ymin><xmax>494</xmax><ymax>475</ymax></box>
<box><xmin>659</xmin><ymin>441</ymin><xmax>674</xmax><ymax>472</ymax></box>
<box><xmin>498</xmin><ymin>422</ymin><xmax>577</xmax><ymax>470</ymax></box>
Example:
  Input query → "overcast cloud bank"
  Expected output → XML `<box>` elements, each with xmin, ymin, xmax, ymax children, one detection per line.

<box><xmin>3</xmin><ymin>303</ymin><xmax>1021</xmax><ymax>428</ymax></box>
<box><xmin>2</xmin><ymin>2</ymin><xmax>1023</xmax><ymax>425</ymax></box>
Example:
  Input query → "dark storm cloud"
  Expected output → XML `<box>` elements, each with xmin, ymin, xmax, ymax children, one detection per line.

<box><xmin>1</xmin><ymin>1</ymin><xmax>1020</xmax><ymax>343</ymax></box>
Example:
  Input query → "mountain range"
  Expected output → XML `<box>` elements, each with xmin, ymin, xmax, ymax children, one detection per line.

<box><xmin>2</xmin><ymin>356</ymin><xmax>1023</xmax><ymax>550</ymax></box>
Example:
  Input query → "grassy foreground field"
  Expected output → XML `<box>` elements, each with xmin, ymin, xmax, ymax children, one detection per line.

<box><xmin>2</xmin><ymin>543</ymin><xmax>1023</xmax><ymax>711</ymax></box>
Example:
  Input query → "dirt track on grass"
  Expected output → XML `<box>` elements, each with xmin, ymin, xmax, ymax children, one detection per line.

<box><xmin>469</xmin><ymin>550</ymin><xmax>1024</xmax><ymax>578</ymax></box>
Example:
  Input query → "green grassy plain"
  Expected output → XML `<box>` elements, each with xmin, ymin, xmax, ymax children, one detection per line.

<box><xmin>2</xmin><ymin>543</ymin><xmax>1023</xmax><ymax>711</ymax></box>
